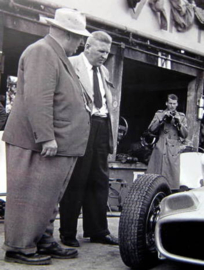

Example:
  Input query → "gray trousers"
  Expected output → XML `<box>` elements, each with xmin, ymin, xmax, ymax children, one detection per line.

<box><xmin>3</xmin><ymin>144</ymin><xmax>76</xmax><ymax>254</ymax></box>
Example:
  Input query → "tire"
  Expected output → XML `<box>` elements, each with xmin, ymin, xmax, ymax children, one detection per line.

<box><xmin>119</xmin><ymin>174</ymin><xmax>171</xmax><ymax>269</ymax></box>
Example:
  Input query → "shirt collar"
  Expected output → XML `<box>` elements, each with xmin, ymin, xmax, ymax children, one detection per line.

<box><xmin>82</xmin><ymin>53</ymin><xmax>94</xmax><ymax>71</ymax></box>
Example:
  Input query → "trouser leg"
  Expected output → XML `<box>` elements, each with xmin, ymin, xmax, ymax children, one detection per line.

<box><xmin>59</xmin><ymin>139</ymin><xmax>93</xmax><ymax>238</ymax></box>
<box><xmin>83</xmin><ymin>150</ymin><xmax>110</xmax><ymax>237</ymax></box>
<box><xmin>38</xmin><ymin>157</ymin><xmax>76</xmax><ymax>246</ymax></box>
<box><xmin>59</xmin><ymin>117</ymin><xmax>110</xmax><ymax>239</ymax></box>
<box><xmin>3</xmin><ymin>144</ymin><xmax>76</xmax><ymax>254</ymax></box>
<box><xmin>83</xmin><ymin>117</ymin><xmax>110</xmax><ymax>237</ymax></box>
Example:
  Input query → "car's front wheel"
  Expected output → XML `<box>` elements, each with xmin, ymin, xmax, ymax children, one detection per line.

<box><xmin>119</xmin><ymin>174</ymin><xmax>171</xmax><ymax>269</ymax></box>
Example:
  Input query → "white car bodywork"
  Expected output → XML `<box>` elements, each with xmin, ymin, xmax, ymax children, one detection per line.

<box><xmin>156</xmin><ymin>185</ymin><xmax>204</xmax><ymax>265</ymax></box>
<box><xmin>180</xmin><ymin>152</ymin><xmax>204</xmax><ymax>189</ymax></box>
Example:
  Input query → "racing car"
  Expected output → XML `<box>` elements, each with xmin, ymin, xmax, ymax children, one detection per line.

<box><xmin>119</xmin><ymin>151</ymin><xmax>204</xmax><ymax>269</ymax></box>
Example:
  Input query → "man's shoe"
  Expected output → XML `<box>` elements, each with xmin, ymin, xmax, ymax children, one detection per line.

<box><xmin>61</xmin><ymin>236</ymin><xmax>80</xmax><ymax>247</ymax></box>
<box><xmin>38</xmin><ymin>242</ymin><xmax>78</xmax><ymax>259</ymax></box>
<box><xmin>90</xmin><ymin>234</ymin><xmax>119</xmax><ymax>245</ymax></box>
<box><xmin>5</xmin><ymin>251</ymin><xmax>51</xmax><ymax>265</ymax></box>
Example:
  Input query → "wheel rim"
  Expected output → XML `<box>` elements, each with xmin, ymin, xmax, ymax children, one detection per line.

<box><xmin>145</xmin><ymin>191</ymin><xmax>166</xmax><ymax>252</ymax></box>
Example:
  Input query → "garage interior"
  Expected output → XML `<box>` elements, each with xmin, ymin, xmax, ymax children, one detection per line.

<box><xmin>0</xmin><ymin>28</ymin><xmax>42</xmax><ymax>95</ymax></box>
<box><xmin>117</xmin><ymin>58</ymin><xmax>195</xmax><ymax>157</ymax></box>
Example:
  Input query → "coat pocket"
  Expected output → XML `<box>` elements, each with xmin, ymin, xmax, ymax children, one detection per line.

<box><xmin>54</xmin><ymin>119</ymin><xmax>70</xmax><ymax>128</ymax></box>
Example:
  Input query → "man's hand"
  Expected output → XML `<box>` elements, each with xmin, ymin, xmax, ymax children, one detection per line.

<box><xmin>174</xmin><ymin>112</ymin><xmax>180</xmax><ymax>121</ymax></box>
<box><xmin>162</xmin><ymin>111</ymin><xmax>171</xmax><ymax>122</ymax></box>
<box><xmin>163</xmin><ymin>111</ymin><xmax>175</xmax><ymax>123</ymax></box>
<box><xmin>41</xmin><ymin>139</ymin><xmax>58</xmax><ymax>157</ymax></box>
<box><xmin>173</xmin><ymin>113</ymin><xmax>181</xmax><ymax>128</ymax></box>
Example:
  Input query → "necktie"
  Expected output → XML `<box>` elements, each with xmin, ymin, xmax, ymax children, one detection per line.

<box><xmin>93</xmin><ymin>66</ymin><xmax>102</xmax><ymax>109</ymax></box>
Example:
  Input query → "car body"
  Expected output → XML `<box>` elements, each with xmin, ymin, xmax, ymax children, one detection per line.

<box><xmin>156</xmin><ymin>187</ymin><xmax>204</xmax><ymax>266</ymax></box>
<box><xmin>119</xmin><ymin>151</ymin><xmax>204</xmax><ymax>269</ymax></box>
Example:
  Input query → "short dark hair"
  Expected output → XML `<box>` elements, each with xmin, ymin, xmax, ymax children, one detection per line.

<box><xmin>167</xmin><ymin>94</ymin><xmax>178</xmax><ymax>101</ymax></box>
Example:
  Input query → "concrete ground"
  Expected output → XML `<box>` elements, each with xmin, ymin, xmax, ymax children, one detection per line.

<box><xmin>0</xmin><ymin>214</ymin><xmax>203</xmax><ymax>270</ymax></box>
<box><xmin>0</xmin><ymin>214</ymin><xmax>128</xmax><ymax>270</ymax></box>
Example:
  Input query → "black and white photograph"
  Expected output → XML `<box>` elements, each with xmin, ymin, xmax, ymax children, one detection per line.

<box><xmin>1</xmin><ymin>0</ymin><xmax>204</xmax><ymax>269</ymax></box>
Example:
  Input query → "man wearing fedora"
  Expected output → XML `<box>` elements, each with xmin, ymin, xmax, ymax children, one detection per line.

<box><xmin>59</xmin><ymin>31</ymin><xmax>118</xmax><ymax>247</ymax></box>
<box><xmin>2</xmin><ymin>8</ymin><xmax>91</xmax><ymax>265</ymax></box>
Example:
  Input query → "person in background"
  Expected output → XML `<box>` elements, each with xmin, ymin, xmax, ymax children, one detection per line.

<box><xmin>59</xmin><ymin>31</ymin><xmax>118</xmax><ymax>247</ymax></box>
<box><xmin>2</xmin><ymin>8</ymin><xmax>91</xmax><ymax>265</ymax></box>
<box><xmin>146</xmin><ymin>94</ymin><xmax>188</xmax><ymax>190</ymax></box>
<box><xmin>0</xmin><ymin>95</ymin><xmax>8</xmax><ymax>130</ymax></box>
<box><xmin>6</xmin><ymin>77</ymin><xmax>17</xmax><ymax>113</ymax></box>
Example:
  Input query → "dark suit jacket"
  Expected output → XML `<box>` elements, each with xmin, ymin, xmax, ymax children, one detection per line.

<box><xmin>69</xmin><ymin>53</ymin><xmax>114</xmax><ymax>154</ymax></box>
<box><xmin>3</xmin><ymin>35</ymin><xmax>90</xmax><ymax>157</ymax></box>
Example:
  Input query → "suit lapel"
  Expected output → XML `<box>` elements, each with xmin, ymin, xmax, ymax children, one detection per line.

<box><xmin>99</xmin><ymin>66</ymin><xmax>113</xmax><ymax>107</ymax></box>
<box><xmin>74</xmin><ymin>55</ymin><xmax>94</xmax><ymax>102</ymax></box>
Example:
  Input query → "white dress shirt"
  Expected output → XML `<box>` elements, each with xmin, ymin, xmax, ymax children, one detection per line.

<box><xmin>82</xmin><ymin>53</ymin><xmax>108</xmax><ymax>117</ymax></box>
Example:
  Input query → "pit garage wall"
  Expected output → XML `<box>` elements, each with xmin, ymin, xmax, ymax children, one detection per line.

<box><xmin>106</xmin><ymin>47</ymin><xmax>124</xmax><ymax>159</ymax></box>
<box><xmin>186</xmin><ymin>73</ymin><xmax>204</xmax><ymax>148</ymax></box>
<box><xmin>46</xmin><ymin>0</ymin><xmax>204</xmax><ymax>56</ymax></box>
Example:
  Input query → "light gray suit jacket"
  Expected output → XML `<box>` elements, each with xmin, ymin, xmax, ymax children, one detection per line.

<box><xmin>3</xmin><ymin>35</ymin><xmax>90</xmax><ymax>157</ymax></box>
<box><xmin>69</xmin><ymin>53</ymin><xmax>114</xmax><ymax>154</ymax></box>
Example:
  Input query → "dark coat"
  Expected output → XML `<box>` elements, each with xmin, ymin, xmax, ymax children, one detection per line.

<box><xmin>3</xmin><ymin>35</ymin><xmax>90</xmax><ymax>156</ymax></box>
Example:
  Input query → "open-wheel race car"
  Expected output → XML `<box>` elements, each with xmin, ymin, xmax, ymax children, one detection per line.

<box><xmin>119</xmin><ymin>151</ymin><xmax>204</xmax><ymax>269</ymax></box>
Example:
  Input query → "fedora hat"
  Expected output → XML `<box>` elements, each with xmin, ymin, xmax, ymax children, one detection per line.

<box><xmin>46</xmin><ymin>8</ymin><xmax>91</xmax><ymax>37</ymax></box>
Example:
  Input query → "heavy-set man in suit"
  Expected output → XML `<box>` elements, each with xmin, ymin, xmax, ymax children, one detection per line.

<box><xmin>2</xmin><ymin>8</ymin><xmax>91</xmax><ymax>265</ymax></box>
<box><xmin>59</xmin><ymin>31</ymin><xmax>118</xmax><ymax>247</ymax></box>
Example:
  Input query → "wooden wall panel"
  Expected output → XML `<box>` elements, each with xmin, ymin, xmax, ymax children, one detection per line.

<box><xmin>186</xmin><ymin>71</ymin><xmax>204</xmax><ymax>149</ymax></box>
<box><xmin>106</xmin><ymin>46</ymin><xmax>124</xmax><ymax>160</ymax></box>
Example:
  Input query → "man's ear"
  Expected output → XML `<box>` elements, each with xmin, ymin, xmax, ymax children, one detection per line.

<box><xmin>66</xmin><ymin>32</ymin><xmax>71</xmax><ymax>40</ymax></box>
<box><xmin>165</xmin><ymin>102</ymin><xmax>168</xmax><ymax>106</ymax></box>
<box><xmin>85</xmin><ymin>43</ymin><xmax>90</xmax><ymax>50</ymax></box>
